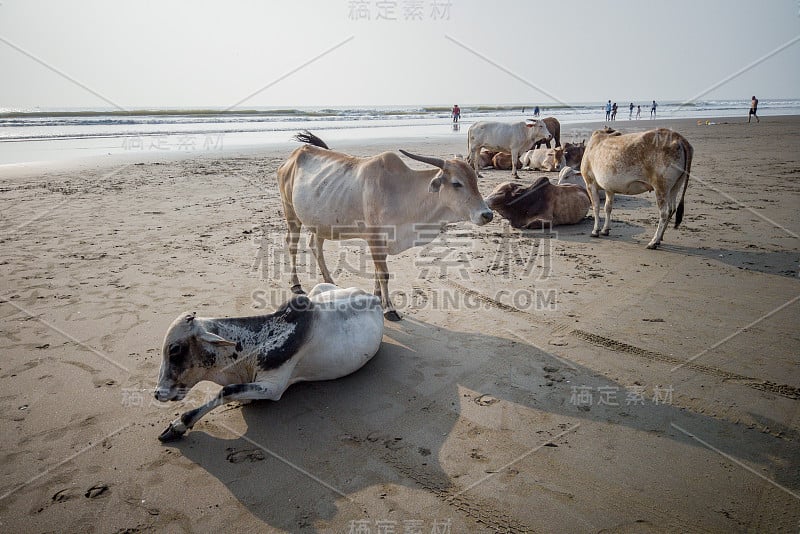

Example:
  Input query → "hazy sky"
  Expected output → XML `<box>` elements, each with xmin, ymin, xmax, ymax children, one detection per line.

<box><xmin>1</xmin><ymin>0</ymin><xmax>799</xmax><ymax>109</ymax></box>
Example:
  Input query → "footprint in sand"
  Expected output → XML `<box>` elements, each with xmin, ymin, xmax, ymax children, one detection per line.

<box><xmin>473</xmin><ymin>394</ymin><xmax>499</xmax><ymax>406</ymax></box>
<box><xmin>225</xmin><ymin>448</ymin><xmax>265</xmax><ymax>464</ymax></box>
<box><xmin>84</xmin><ymin>483</ymin><xmax>109</xmax><ymax>499</ymax></box>
<box><xmin>52</xmin><ymin>488</ymin><xmax>78</xmax><ymax>503</ymax></box>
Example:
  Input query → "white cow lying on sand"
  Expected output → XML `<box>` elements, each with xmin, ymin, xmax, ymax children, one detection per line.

<box><xmin>581</xmin><ymin>127</ymin><xmax>693</xmax><ymax>249</ymax></box>
<box><xmin>522</xmin><ymin>147</ymin><xmax>565</xmax><ymax>172</ymax></box>
<box><xmin>154</xmin><ymin>284</ymin><xmax>384</xmax><ymax>441</ymax></box>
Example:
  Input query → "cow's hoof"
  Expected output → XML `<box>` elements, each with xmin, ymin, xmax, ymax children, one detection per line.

<box><xmin>646</xmin><ymin>242</ymin><xmax>660</xmax><ymax>250</ymax></box>
<box><xmin>158</xmin><ymin>424</ymin><xmax>185</xmax><ymax>442</ymax></box>
<box><xmin>290</xmin><ymin>284</ymin><xmax>306</xmax><ymax>295</ymax></box>
<box><xmin>600</xmin><ymin>229</ymin><xmax>610</xmax><ymax>236</ymax></box>
<box><xmin>384</xmin><ymin>310</ymin><xmax>402</xmax><ymax>322</ymax></box>
<box><xmin>590</xmin><ymin>231</ymin><xmax>600</xmax><ymax>238</ymax></box>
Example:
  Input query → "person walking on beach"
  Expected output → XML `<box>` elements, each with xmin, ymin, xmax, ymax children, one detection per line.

<box><xmin>611</xmin><ymin>102</ymin><xmax>618</xmax><ymax>121</ymax></box>
<box><xmin>533</xmin><ymin>105</ymin><xmax>540</xmax><ymax>117</ymax></box>
<box><xmin>629</xmin><ymin>102</ymin><xmax>634</xmax><ymax>120</ymax></box>
<box><xmin>748</xmin><ymin>96</ymin><xmax>759</xmax><ymax>123</ymax></box>
<box><xmin>636</xmin><ymin>105</ymin><xmax>641</xmax><ymax>119</ymax></box>
<box><xmin>650</xmin><ymin>100</ymin><xmax>657</xmax><ymax>119</ymax></box>
<box><xmin>452</xmin><ymin>104</ymin><xmax>461</xmax><ymax>123</ymax></box>
<box><xmin>605</xmin><ymin>100</ymin><xmax>612</xmax><ymax>121</ymax></box>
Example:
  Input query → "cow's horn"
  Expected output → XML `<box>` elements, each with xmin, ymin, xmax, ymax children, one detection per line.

<box><xmin>399</xmin><ymin>150</ymin><xmax>445</xmax><ymax>169</ymax></box>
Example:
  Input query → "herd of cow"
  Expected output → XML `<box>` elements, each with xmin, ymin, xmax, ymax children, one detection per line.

<box><xmin>154</xmin><ymin>117</ymin><xmax>693</xmax><ymax>441</ymax></box>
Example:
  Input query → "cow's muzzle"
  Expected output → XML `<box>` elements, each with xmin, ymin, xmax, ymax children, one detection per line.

<box><xmin>474</xmin><ymin>209</ymin><xmax>494</xmax><ymax>225</ymax></box>
<box><xmin>154</xmin><ymin>385</ymin><xmax>186</xmax><ymax>402</ymax></box>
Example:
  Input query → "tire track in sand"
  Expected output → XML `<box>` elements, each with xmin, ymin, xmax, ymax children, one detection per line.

<box><xmin>441</xmin><ymin>280</ymin><xmax>799</xmax><ymax>401</ymax></box>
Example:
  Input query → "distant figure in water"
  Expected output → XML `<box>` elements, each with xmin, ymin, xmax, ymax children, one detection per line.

<box><xmin>650</xmin><ymin>100</ymin><xmax>658</xmax><ymax>119</ymax></box>
<box><xmin>533</xmin><ymin>105</ymin><xmax>540</xmax><ymax>117</ymax></box>
<box><xmin>636</xmin><ymin>105</ymin><xmax>641</xmax><ymax>119</ymax></box>
<box><xmin>452</xmin><ymin>104</ymin><xmax>461</xmax><ymax>123</ymax></box>
<box><xmin>629</xmin><ymin>102</ymin><xmax>634</xmax><ymax>120</ymax></box>
<box><xmin>605</xmin><ymin>100</ymin><xmax>612</xmax><ymax>121</ymax></box>
<box><xmin>748</xmin><ymin>96</ymin><xmax>759</xmax><ymax>123</ymax></box>
<box><xmin>611</xmin><ymin>102</ymin><xmax>618</xmax><ymax>121</ymax></box>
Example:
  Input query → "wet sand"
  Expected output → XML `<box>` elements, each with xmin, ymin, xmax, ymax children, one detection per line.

<box><xmin>0</xmin><ymin>116</ymin><xmax>798</xmax><ymax>532</ymax></box>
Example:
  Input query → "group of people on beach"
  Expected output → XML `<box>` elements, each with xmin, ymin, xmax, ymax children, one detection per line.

<box><xmin>453</xmin><ymin>97</ymin><xmax>760</xmax><ymax>125</ymax></box>
<box><xmin>605</xmin><ymin>100</ymin><xmax>657</xmax><ymax>121</ymax></box>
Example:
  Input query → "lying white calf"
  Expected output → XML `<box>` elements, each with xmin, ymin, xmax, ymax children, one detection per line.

<box><xmin>521</xmin><ymin>147</ymin><xmax>565</xmax><ymax>171</ymax></box>
<box><xmin>154</xmin><ymin>284</ymin><xmax>384</xmax><ymax>441</ymax></box>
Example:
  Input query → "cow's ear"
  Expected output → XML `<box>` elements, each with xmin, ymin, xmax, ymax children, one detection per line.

<box><xmin>199</xmin><ymin>331</ymin><xmax>237</xmax><ymax>346</ymax></box>
<box><xmin>429</xmin><ymin>173</ymin><xmax>443</xmax><ymax>193</ymax></box>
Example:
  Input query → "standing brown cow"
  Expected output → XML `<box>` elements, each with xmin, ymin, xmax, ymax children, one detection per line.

<box><xmin>581</xmin><ymin>127</ymin><xmax>693</xmax><ymax>249</ymax></box>
<box><xmin>532</xmin><ymin>117</ymin><xmax>561</xmax><ymax>149</ymax></box>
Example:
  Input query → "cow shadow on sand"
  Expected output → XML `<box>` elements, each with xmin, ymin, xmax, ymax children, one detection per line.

<box><xmin>660</xmin><ymin>243</ymin><xmax>799</xmax><ymax>278</ymax></box>
<box><xmin>514</xmin><ymin>213</ymin><xmax>648</xmax><ymax>245</ymax></box>
<box><xmin>552</xmin><ymin>221</ymin><xmax>798</xmax><ymax>278</ymax></box>
<box><xmin>166</xmin><ymin>319</ymin><xmax>799</xmax><ymax>532</ymax></box>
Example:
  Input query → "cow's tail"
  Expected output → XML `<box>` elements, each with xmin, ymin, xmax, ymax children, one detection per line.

<box><xmin>674</xmin><ymin>138</ymin><xmax>693</xmax><ymax>228</ymax></box>
<box><xmin>293</xmin><ymin>130</ymin><xmax>329</xmax><ymax>150</ymax></box>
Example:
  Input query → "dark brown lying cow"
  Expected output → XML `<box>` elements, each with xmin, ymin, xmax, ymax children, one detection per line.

<box><xmin>532</xmin><ymin>117</ymin><xmax>561</xmax><ymax>149</ymax></box>
<box><xmin>485</xmin><ymin>176</ymin><xmax>591</xmax><ymax>229</ymax></box>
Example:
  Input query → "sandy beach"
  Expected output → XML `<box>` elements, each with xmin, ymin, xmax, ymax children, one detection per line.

<box><xmin>0</xmin><ymin>115</ymin><xmax>798</xmax><ymax>532</ymax></box>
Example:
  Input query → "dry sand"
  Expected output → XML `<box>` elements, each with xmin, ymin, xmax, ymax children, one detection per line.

<box><xmin>0</xmin><ymin>116</ymin><xmax>798</xmax><ymax>533</ymax></box>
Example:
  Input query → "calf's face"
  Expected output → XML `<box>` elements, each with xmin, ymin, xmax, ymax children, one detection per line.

<box><xmin>154</xmin><ymin>313</ymin><xmax>236</xmax><ymax>402</ymax></box>
<box><xmin>546</xmin><ymin>148</ymin><xmax>565</xmax><ymax>171</ymax></box>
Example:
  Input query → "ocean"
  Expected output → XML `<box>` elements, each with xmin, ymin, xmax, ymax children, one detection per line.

<box><xmin>1</xmin><ymin>99</ymin><xmax>798</xmax><ymax>166</ymax></box>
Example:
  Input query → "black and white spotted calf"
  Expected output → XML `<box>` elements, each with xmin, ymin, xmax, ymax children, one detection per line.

<box><xmin>154</xmin><ymin>284</ymin><xmax>384</xmax><ymax>441</ymax></box>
